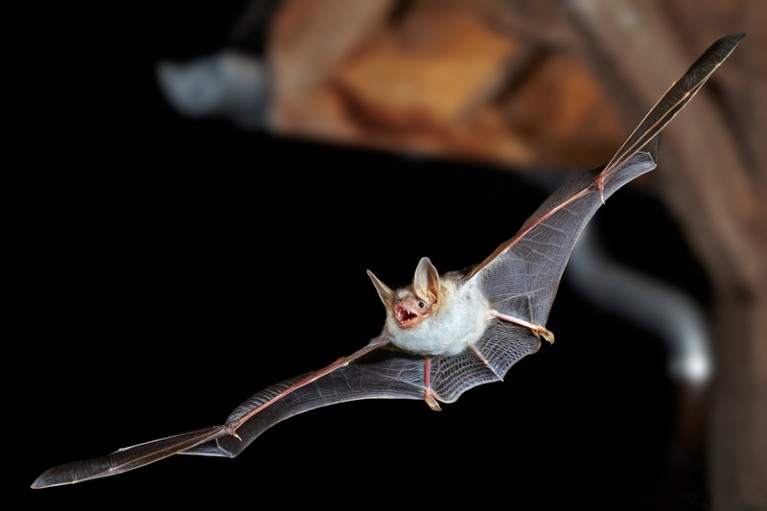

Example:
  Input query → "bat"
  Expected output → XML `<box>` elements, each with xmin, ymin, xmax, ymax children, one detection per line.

<box><xmin>32</xmin><ymin>33</ymin><xmax>743</xmax><ymax>488</ymax></box>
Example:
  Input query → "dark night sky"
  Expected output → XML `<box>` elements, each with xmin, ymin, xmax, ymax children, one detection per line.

<box><xmin>19</xmin><ymin>3</ymin><xmax>711</xmax><ymax>508</ymax></box>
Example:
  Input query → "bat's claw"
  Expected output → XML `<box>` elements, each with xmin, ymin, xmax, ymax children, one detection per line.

<box><xmin>424</xmin><ymin>393</ymin><xmax>442</xmax><ymax>412</ymax></box>
<box><xmin>534</xmin><ymin>325</ymin><xmax>555</xmax><ymax>344</ymax></box>
<box><xmin>597</xmin><ymin>175</ymin><xmax>606</xmax><ymax>205</ymax></box>
<box><xmin>224</xmin><ymin>423</ymin><xmax>243</xmax><ymax>441</ymax></box>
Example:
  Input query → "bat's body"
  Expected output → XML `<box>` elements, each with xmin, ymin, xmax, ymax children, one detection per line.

<box><xmin>32</xmin><ymin>33</ymin><xmax>744</xmax><ymax>488</ymax></box>
<box><xmin>370</xmin><ymin>263</ymin><xmax>492</xmax><ymax>357</ymax></box>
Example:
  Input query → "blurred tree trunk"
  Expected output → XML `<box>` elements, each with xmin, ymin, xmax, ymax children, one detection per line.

<box><xmin>564</xmin><ymin>2</ymin><xmax>767</xmax><ymax>509</ymax></box>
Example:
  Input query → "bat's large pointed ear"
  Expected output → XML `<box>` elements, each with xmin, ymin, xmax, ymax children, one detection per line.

<box><xmin>413</xmin><ymin>257</ymin><xmax>440</xmax><ymax>304</ymax></box>
<box><xmin>367</xmin><ymin>270</ymin><xmax>394</xmax><ymax>307</ymax></box>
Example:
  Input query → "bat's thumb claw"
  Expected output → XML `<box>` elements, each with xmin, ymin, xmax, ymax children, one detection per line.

<box><xmin>225</xmin><ymin>423</ymin><xmax>243</xmax><ymax>441</ymax></box>
<box><xmin>596</xmin><ymin>175</ymin><xmax>606</xmax><ymax>204</ymax></box>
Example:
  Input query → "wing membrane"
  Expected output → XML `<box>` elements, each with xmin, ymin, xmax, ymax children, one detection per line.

<box><xmin>470</xmin><ymin>33</ymin><xmax>744</xmax><ymax>326</ymax></box>
<box><xmin>32</xmin><ymin>340</ymin><xmax>427</xmax><ymax>487</ymax></box>
<box><xmin>431</xmin><ymin>320</ymin><xmax>541</xmax><ymax>403</ymax></box>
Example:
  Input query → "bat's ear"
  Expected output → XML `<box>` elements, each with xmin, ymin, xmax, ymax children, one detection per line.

<box><xmin>367</xmin><ymin>270</ymin><xmax>394</xmax><ymax>307</ymax></box>
<box><xmin>413</xmin><ymin>257</ymin><xmax>440</xmax><ymax>304</ymax></box>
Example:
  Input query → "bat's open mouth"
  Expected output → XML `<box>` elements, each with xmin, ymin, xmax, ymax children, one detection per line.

<box><xmin>394</xmin><ymin>304</ymin><xmax>419</xmax><ymax>326</ymax></box>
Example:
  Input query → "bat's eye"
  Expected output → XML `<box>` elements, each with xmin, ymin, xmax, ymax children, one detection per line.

<box><xmin>418</xmin><ymin>301</ymin><xmax>425</xmax><ymax>309</ymax></box>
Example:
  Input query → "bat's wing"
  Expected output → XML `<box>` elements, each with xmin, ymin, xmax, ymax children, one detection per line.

<box><xmin>468</xmin><ymin>33</ymin><xmax>744</xmax><ymax>328</ymax></box>
<box><xmin>185</xmin><ymin>320</ymin><xmax>540</xmax><ymax>459</ymax></box>
<box><xmin>32</xmin><ymin>321</ymin><xmax>540</xmax><ymax>488</ymax></box>
<box><xmin>428</xmin><ymin>320</ymin><xmax>541</xmax><ymax>403</ymax></box>
<box><xmin>31</xmin><ymin>339</ymin><xmax>413</xmax><ymax>487</ymax></box>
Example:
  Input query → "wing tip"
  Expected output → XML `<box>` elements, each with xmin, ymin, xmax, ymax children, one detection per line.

<box><xmin>30</xmin><ymin>469</ymin><xmax>76</xmax><ymax>489</ymax></box>
<box><xmin>711</xmin><ymin>32</ymin><xmax>745</xmax><ymax>60</ymax></box>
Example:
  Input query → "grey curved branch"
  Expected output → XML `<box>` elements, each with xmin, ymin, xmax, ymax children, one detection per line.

<box><xmin>568</xmin><ymin>224</ymin><xmax>711</xmax><ymax>386</ymax></box>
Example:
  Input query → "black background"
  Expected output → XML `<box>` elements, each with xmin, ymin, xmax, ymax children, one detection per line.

<box><xmin>18</xmin><ymin>3</ymin><xmax>711</xmax><ymax>508</ymax></box>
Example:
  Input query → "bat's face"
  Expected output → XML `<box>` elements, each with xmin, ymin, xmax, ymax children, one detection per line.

<box><xmin>393</xmin><ymin>291</ymin><xmax>435</xmax><ymax>330</ymax></box>
<box><xmin>368</xmin><ymin>256</ymin><xmax>442</xmax><ymax>330</ymax></box>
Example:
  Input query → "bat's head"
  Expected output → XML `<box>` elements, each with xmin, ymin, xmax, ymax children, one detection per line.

<box><xmin>367</xmin><ymin>257</ymin><xmax>441</xmax><ymax>330</ymax></box>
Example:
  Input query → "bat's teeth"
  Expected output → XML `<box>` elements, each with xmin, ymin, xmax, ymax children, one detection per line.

<box><xmin>394</xmin><ymin>303</ymin><xmax>420</xmax><ymax>325</ymax></box>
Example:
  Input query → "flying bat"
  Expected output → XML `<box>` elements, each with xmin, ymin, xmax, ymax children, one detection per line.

<box><xmin>32</xmin><ymin>33</ymin><xmax>744</xmax><ymax>488</ymax></box>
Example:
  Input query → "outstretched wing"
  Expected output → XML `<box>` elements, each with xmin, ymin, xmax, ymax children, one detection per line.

<box><xmin>468</xmin><ymin>33</ymin><xmax>744</xmax><ymax>327</ymax></box>
<box><xmin>32</xmin><ymin>322</ymin><xmax>539</xmax><ymax>488</ymax></box>
<box><xmin>185</xmin><ymin>320</ymin><xmax>540</xmax><ymax>459</ymax></box>
<box><xmin>31</xmin><ymin>339</ymin><xmax>409</xmax><ymax>487</ymax></box>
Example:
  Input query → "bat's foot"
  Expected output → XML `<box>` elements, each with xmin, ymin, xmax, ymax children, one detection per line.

<box><xmin>532</xmin><ymin>324</ymin><xmax>555</xmax><ymax>344</ymax></box>
<box><xmin>422</xmin><ymin>357</ymin><xmax>442</xmax><ymax>411</ymax></box>
<box><xmin>491</xmin><ymin>311</ymin><xmax>555</xmax><ymax>344</ymax></box>
<box><xmin>424</xmin><ymin>393</ymin><xmax>442</xmax><ymax>412</ymax></box>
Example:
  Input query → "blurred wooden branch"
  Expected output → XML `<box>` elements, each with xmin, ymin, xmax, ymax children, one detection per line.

<box><xmin>269</xmin><ymin>0</ymin><xmax>624</xmax><ymax>169</ymax></box>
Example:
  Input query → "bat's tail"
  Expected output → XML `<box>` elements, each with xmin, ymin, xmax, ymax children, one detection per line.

<box><xmin>602</xmin><ymin>32</ymin><xmax>744</xmax><ymax>179</ymax></box>
<box><xmin>31</xmin><ymin>425</ymin><xmax>229</xmax><ymax>488</ymax></box>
